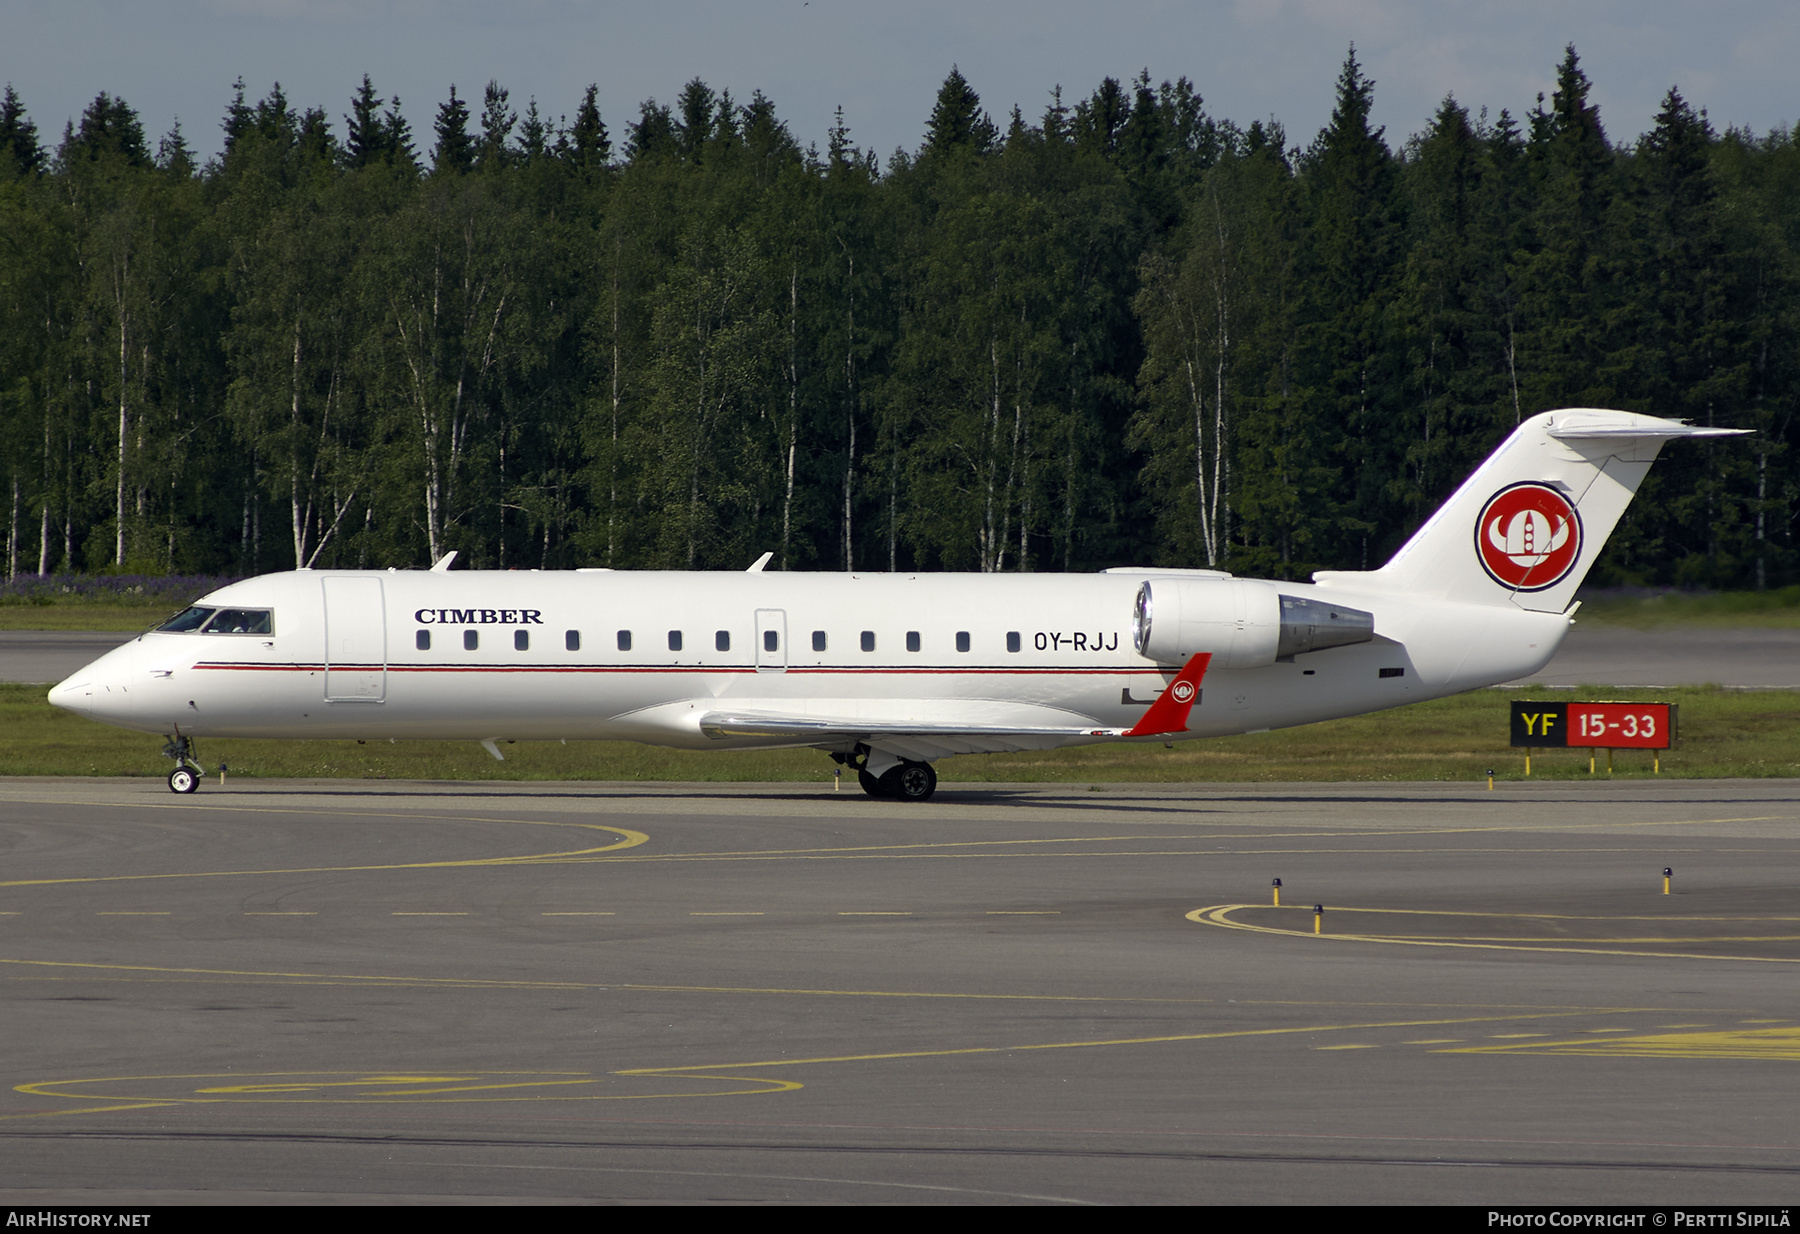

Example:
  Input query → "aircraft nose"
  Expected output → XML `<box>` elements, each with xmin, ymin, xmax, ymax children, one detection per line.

<box><xmin>48</xmin><ymin>674</ymin><xmax>97</xmax><ymax>715</ymax></box>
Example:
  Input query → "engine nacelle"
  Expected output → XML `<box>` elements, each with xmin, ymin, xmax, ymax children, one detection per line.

<box><xmin>1131</xmin><ymin>579</ymin><xmax>1374</xmax><ymax>668</ymax></box>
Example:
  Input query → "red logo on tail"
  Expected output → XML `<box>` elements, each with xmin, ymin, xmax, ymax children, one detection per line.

<box><xmin>1476</xmin><ymin>483</ymin><xmax>1582</xmax><ymax>591</ymax></box>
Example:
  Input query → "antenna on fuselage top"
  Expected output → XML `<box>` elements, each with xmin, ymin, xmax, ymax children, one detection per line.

<box><xmin>746</xmin><ymin>551</ymin><xmax>773</xmax><ymax>573</ymax></box>
<box><xmin>431</xmin><ymin>551</ymin><xmax>458</xmax><ymax>572</ymax></box>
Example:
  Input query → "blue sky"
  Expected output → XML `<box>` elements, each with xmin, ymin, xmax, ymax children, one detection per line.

<box><xmin>9</xmin><ymin>1</ymin><xmax>1798</xmax><ymax>163</ymax></box>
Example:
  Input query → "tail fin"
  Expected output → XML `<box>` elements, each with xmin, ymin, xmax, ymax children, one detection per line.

<box><xmin>1314</xmin><ymin>409</ymin><xmax>1746</xmax><ymax>613</ymax></box>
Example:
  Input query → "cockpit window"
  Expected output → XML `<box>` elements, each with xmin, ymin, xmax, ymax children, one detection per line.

<box><xmin>201</xmin><ymin>608</ymin><xmax>274</xmax><ymax>635</ymax></box>
<box><xmin>157</xmin><ymin>606</ymin><xmax>215</xmax><ymax>633</ymax></box>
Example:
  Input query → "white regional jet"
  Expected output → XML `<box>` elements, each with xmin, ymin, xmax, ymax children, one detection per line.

<box><xmin>51</xmin><ymin>409</ymin><xmax>1742</xmax><ymax>800</ymax></box>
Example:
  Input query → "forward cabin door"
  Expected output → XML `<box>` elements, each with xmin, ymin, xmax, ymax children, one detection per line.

<box><xmin>323</xmin><ymin>576</ymin><xmax>387</xmax><ymax>702</ymax></box>
<box><xmin>755</xmin><ymin>609</ymin><xmax>787</xmax><ymax>673</ymax></box>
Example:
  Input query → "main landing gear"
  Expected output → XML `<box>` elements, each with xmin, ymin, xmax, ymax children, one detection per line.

<box><xmin>162</xmin><ymin>734</ymin><xmax>203</xmax><ymax>794</ymax></box>
<box><xmin>833</xmin><ymin>748</ymin><xmax>938</xmax><ymax>803</ymax></box>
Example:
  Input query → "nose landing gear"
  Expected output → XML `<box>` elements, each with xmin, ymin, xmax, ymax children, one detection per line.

<box><xmin>161</xmin><ymin>735</ymin><xmax>203</xmax><ymax>794</ymax></box>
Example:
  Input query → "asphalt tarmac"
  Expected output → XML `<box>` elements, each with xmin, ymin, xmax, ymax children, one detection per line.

<box><xmin>8</xmin><ymin>624</ymin><xmax>1800</xmax><ymax>688</ymax></box>
<box><xmin>3</xmin><ymin>777</ymin><xmax>1799</xmax><ymax>1204</ymax></box>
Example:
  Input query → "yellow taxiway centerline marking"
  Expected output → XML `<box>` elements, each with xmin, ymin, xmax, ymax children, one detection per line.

<box><xmin>542</xmin><ymin>912</ymin><xmax>615</xmax><ymax>916</ymax></box>
<box><xmin>391</xmin><ymin>912</ymin><xmax>467</xmax><ymax>916</ymax></box>
<box><xmin>245</xmin><ymin>912</ymin><xmax>315</xmax><ymax>916</ymax></box>
<box><xmin>0</xmin><ymin>957</ymin><xmax>1705</xmax><ymax>1017</ymax></box>
<box><xmin>0</xmin><ymin>818</ymin><xmax>649</xmax><ymax>889</ymax></box>
<box><xmin>7</xmin><ymin>812</ymin><xmax>1792</xmax><ymax>890</ymax></box>
<box><xmin>1442</xmin><ymin>1025</ymin><xmax>1800</xmax><ymax>1060</ymax></box>
<box><xmin>19</xmin><ymin>1006</ymin><xmax>1755</xmax><ymax>1117</ymax></box>
<box><xmin>616</xmin><ymin>1009</ymin><xmax>1649</xmax><ymax>1079</ymax></box>
<box><xmin>1189</xmin><ymin>904</ymin><xmax>1800</xmax><ymax>963</ymax></box>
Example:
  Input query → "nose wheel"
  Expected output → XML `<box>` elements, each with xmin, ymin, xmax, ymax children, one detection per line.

<box><xmin>161</xmin><ymin>734</ymin><xmax>204</xmax><ymax>794</ymax></box>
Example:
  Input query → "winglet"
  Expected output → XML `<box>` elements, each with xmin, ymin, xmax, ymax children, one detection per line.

<box><xmin>746</xmin><ymin>551</ymin><xmax>774</xmax><ymax>573</ymax></box>
<box><xmin>1123</xmin><ymin>653</ymin><xmax>1212</xmax><ymax>737</ymax></box>
<box><xmin>431</xmin><ymin>551</ymin><xmax>458</xmax><ymax>572</ymax></box>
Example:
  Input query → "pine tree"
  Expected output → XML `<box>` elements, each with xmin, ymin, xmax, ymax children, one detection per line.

<box><xmin>68</xmin><ymin>92</ymin><xmax>149</xmax><ymax>165</ymax></box>
<box><xmin>923</xmin><ymin>67</ymin><xmax>995</xmax><ymax>157</ymax></box>
<box><xmin>432</xmin><ymin>85</ymin><xmax>474</xmax><ymax>174</ymax></box>
<box><xmin>0</xmin><ymin>85</ymin><xmax>43</xmax><ymax>176</ymax></box>
<box><xmin>156</xmin><ymin>121</ymin><xmax>195</xmax><ymax>177</ymax></box>
<box><xmin>344</xmin><ymin>75</ymin><xmax>386</xmax><ymax>169</ymax></box>
<box><xmin>477</xmin><ymin>81</ymin><xmax>516</xmax><ymax>171</ymax></box>
<box><xmin>677</xmin><ymin>79</ymin><xmax>715</xmax><ymax>160</ymax></box>
<box><xmin>569</xmin><ymin>85</ymin><xmax>611</xmax><ymax>167</ymax></box>
<box><xmin>626</xmin><ymin>99</ymin><xmax>676</xmax><ymax>162</ymax></box>
<box><xmin>518</xmin><ymin>98</ymin><xmax>548</xmax><ymax>161</ymax></box>
<box><xmin>1515</xmin><ymin>45</ymin><xmax>1617</xmax><ymax>414</ymax></box>
<box><xmin>1296</xmin><ymin>46</ymin><xmax>1401</xmax><ymax>566</ymax></box>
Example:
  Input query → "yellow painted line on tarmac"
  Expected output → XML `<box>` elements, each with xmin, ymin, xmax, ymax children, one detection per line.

<box><xmin>96</xmin><ymin>912</ymin><xmax>169</xmax><ymax>916</ymax></box>
<box><xmin>1445</xmin><ymin>1025</ymin><xmax>1800</xmax><ymax>1061</ymax></box>
<box><xmin>1189</xmin><ymin>904</ymin><xmax>1800</xmax><ymax>963</ymax></box>
<box><xmin>14</xmin><ymin>1069</ymin><xmax>800</xmax><ymax>1108</ymax></box>
<box><xmin>549</xmin><ymin>815</ymin><xmax>1799</xmax><ymax>866</ymax></box>
<box><xmin>839</xmin><ymin>912</ymin><xmax>910</xmax><ymax>916</ymax></box>
<box><xmin>1404</xmin><ymin>1038</ymin><xmax>1463</xmax><ymax>1044</ymax></box>
<box><xmin>0</xmin><ymin>818</ymin><xmax>649</xmax><ymax>889</ymax></box>
<box><xmin>0</xmin><ymin>956</ymin><xmax>1664</xmax><ymax>1020</ymax></box>
<box><xmin>987</xmin><ymin>911</ymin><xmax>1059</xmax><ymax>915</ymax></box>
<box><xmin>542</xmin><ymin>912</ymin><xmax>614</xmax><ymax>916</ymax></box>
<box><xmin>619</xmin><ymin>1008</ymin><xmax>1640</xmax><ymax>1081</ymax></box>
<box><xmin>392</xmin><ymin>912</ymin><xmax>467</xmax><ymax>916</ymax></box>
<box><xmin>1314</xmin><ymin>1044</ymin><xmax>1379</xmax><ymax>1050</ymax></box>
<box><xmin>245</xmin><ymin>912</ymin><xmax>314</xmax><ymax>916</ymax></box>
<box><xmin>22</xmin><ymin>1007</ymin><xmax>1742</xmax><ymax>1117</ymax></box>
<box><xmin>689</xmin><ymin>911</ymin><xmax>764</xmax><ymax>917</ymax></box>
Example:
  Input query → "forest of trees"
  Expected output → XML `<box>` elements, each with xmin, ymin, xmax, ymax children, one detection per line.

<box><xmin>0</xmin><ymin>48</ymin><xmax>1795</xmax><ymax>588</ymax></box>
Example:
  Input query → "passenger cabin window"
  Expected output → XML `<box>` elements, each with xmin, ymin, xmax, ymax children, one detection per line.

<box><xmin>764</xmin><ymin>630</ymin><xmax>779</xmax><ymax>652</ymax></box>
<box><xmin>715</xmin><ymin>630</ymin><xmax>731</xmax><ymax>652</ymax></box>
<box><xmin>861</xmin><ymin>631</ymin><xmax>876</xmax><ymax>652</ymax></box>
<box><xmin>157</xmin><ymin>606</ymin><xmax>214</xmax><ymax>633</ymax></box>
<box><xmin>416</xmin><ymin>630</ymin><xmax>431</xmax><ymax>651</ymax></box>
<box><xmin>1007</xmin><ymin>632</ymin><xmax>1021</xmax><ymax>653</ymax></box>
<box><xmin>201</xmin><ymin>608</ymin><xmax>274</xmax><ymax>635</ymax></box>
<box><xmin>906</xmin><ymin>631</ymin><xmax>921</xmax><ymax>653</ymax></box>
<box><xmin>514</xmin><ymin>630</ymin><xmax>530</xmax><ymax>652</ymax></box>
<box><xmin>812</xmin><ymin>631</ymin><xmax>827</xmax><ymax>652</ymax></box>
<box><xmin>956</xmin><ymin>631</ymin><xmax>971</xmax><ymax>653</ymax></box>
<box><xmin>668</xmin><ymin>630</ymin><xmax>683</xmax><ymax>652</ymax></box>
<box><xmin>613</xmin><ymin>630</ymin><xmax>628</xmax><ymax>652</ymax></box>
<box><xmin>568</xmin><ymin>630</ymin><xmax>583</xmax><ymax>652</ymax></box>
<box><xmin>464</xmin><ymin>630</ymin><xmax>479</xmax><ymax>651</ymax></box>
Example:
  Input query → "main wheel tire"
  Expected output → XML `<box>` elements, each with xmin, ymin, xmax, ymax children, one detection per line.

<box><xmin>168</xmin><ymin>767</ymin><xmax>199</xmax><ymax>795</ymax></box>
<box><xmin>858</xmin><ymin>768</ymin><xmax>886</xmax><ymax>797</ymax></box>
<box><xmin>879</xmin><ymin>761</ymin><xmax>937</xmax><ymax>803</ymax></box>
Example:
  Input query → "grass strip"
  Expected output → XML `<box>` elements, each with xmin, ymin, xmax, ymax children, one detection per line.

<box><xmin>6</xmin><ymin>683</ymin><xmax>1797</xmax><ymax>784</ymax></box>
